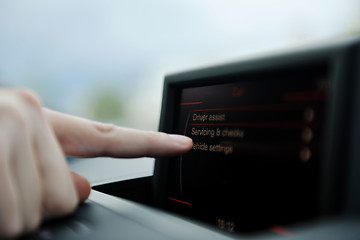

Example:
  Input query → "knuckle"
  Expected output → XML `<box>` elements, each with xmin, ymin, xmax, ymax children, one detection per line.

<box><xmin>0</xmin><ymin>101</ymin><xmax>27</xmax><ymax>128</ymax></box>
<box><xmin>94</xmin><ymin>122</ymin><xmax>116</xmax><ymax>134</ymax></box>
<box><xmin>0</xmin><ymin>88</ymin><xmax>44</xmax><ymax>127</ymax></box>
<box><xmin>14</xmin><ymin>88</ymin><xmax>43</xmax><ymax>111</ymax></box>
<box><xmin>91</xmin><ymin>122</ymin><xmax>117</xmax><ymax>156</ymax></box>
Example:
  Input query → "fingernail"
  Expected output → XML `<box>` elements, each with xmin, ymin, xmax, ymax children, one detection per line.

<box><xmin>169</xmin><ymin>134</ymin><xmax>193</xmax><ymax>145</ymax></box>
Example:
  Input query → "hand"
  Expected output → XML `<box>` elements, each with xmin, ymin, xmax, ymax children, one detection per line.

<box><xmin>0</xmin><ymin>88</ymin><xmax>193</xmax><ymax>238</ymax></box>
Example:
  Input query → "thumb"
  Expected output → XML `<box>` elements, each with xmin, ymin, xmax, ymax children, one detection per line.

<box><xmin>70</xmin><ymin>171</ymin><xmax>91</xmax><ymax>202</ymax></box>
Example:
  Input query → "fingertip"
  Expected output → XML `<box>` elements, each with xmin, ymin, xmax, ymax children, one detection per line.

<box><xmin>70</xmin><ymin>171</ymin><xmax>91</xmax><ymax>202</ymax></box>
<box><xmin>169</xmin><ymin>134</ymin><xmax>193</xmax><ymax>151</ymax></box>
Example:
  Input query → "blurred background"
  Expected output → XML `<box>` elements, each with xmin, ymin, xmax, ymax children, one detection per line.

<box><xmin>1</xmin><ymin>0</ymin><xmax>359</xmax><ymax>184</ymax></box>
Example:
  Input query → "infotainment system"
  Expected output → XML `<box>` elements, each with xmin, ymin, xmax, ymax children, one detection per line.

<box><xmin>166</xmin><ymin>64</ymin><xmax>329</xmax><ymax>232</ymax></box>
<box><xmin>153</xmin><ymin>36</ymin><xmax>360</xmax><ymax>236</ymax></box>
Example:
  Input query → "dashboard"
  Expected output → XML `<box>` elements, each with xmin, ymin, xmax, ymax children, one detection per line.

<box><xmin>21</xmin><ymin>35</ymin><xmax>360</xmax><ymax>240</ymax></box>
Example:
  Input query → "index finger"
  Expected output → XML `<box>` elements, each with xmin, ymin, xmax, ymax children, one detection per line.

<box><xmin>44</xmin><ymin>109</ymin><xmax>193</xmax><ymax>158</ymax></box>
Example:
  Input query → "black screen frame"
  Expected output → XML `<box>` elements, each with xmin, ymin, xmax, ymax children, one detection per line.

<box><xmin>153</xmin><ymin>36</ymin><xmax>360</xmax><ymax>225</ymax></box>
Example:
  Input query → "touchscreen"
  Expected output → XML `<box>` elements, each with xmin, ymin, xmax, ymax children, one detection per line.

<box><xmin>165</xmin><ymin>66</ymin><xmax>329</xmax><ymax>233</ymax></box>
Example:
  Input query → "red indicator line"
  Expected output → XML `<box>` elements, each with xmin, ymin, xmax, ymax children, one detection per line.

<box><xmin>168</xmin><ymin>197</ymin><xmax>192</xmax><ymax>206</ymax></box>
<box><xmin>284</xmin><ymin>90</ymin><xmax>328</xmax><ymax>102</ymax></box>
<box><xmin>189</xmin><ymin>121</ymin><xmax>317</xmax><ymax>129</ymax></box>
<box><xmin>270</xmin><ymin>225</ymin><xmax>294</xmax><ymax>237</ymax></box>
<box><xmin>180</xmin><ymin>102</ymin><xmax>203</xmax><ymax>106</ymax></box>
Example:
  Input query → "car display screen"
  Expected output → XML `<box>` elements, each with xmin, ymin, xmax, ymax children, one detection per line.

<box><xmin>165</xmin><ymin>65</ymin><xmax>330</xmax><ymax>233</ymax></box>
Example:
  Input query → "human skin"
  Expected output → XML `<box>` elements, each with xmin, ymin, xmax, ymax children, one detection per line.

<box><xmin>0</xmin><ymin>88</ymin><xmax>193</xmax><ymax>239</ymax></box>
